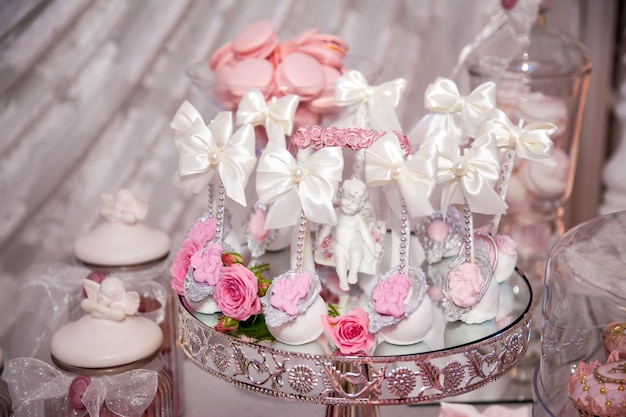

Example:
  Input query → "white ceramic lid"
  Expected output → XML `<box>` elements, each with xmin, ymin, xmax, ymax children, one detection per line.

<box><xmin>74</xmin><ymin>189</ymin><xmax>170</xmax><ymax>266</ymax></box>
<box><xmin>51</xmin><ymin>277</ymin><xmax>163</xmax><ymax>370</ymax></box>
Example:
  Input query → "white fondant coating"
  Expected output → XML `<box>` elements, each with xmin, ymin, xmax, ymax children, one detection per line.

<box><xmin>378</xmin><ymin>295</ymin><xmax>435</xmax><ymax>346</ymax></box>
<box><xmin>74</xmin><ymin>222</ymin><xmax>170</xmax><ymax>266</ymax></box>
<box><xmin>494</xmin><ymin>251</ymin><xmax>517</xmax><ymax>283</ymax></box>
<box><xmin>373</xmin><ymin>340</ymin><xmax>431</xmax><ymax>356</ymax></box>
<box><xmin>51</xmin><ymin>315</ymin><xmax>162</xmax><ymax>369</ymax></box>
<box><xmin>267</xmin><ymin>295</ymin><xmax>327</xmax><ymax>345</ymax></box>
<box><xmin>444</xmin><ymin>319</ymin><xmax>497</xmax><ymax>348</ymax></box>
<box><xmin>460</xmin><ymin>275</ymin><xmax>500</xmax><ymax>324</ymax></box>
<box><xmin>495</xmin><ymin>282</ymin><xmax>515</xmax><ymax>322</ymax></box>
<box><xmin>186</xmin><ymin>294</ymin><xmax>221</xmax><ymax>315</ymax></box>
<box><xmin>270</xmin><ymin>339</ymin><xmax>326</xmax><ymax>355</ymax></box>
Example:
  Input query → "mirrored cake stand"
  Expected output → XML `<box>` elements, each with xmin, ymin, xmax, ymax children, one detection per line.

<box><xmin>177</xmin><ymin>265</ymin><xmax>532</xmax><ymax>417</ymax></box>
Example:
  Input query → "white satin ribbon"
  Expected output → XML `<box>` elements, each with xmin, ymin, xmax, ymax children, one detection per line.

<box><xmin>334</xmin><ymin>70</ymin><xmax>407</xmax><ymax>131</ymax></box>
<box><xmin>170</xmin><ymin>100</ymin><xmax>204</xmax><ymax>151</ymax></box>
<box><xmin>428</xmin><ymin>128</ymin><xmax>507</xmax><ymax>215</ymax></box>
<box><xmin>422</xmin><ymin>77</ymin><xmax>496</xmax><ymax>141</ymax></box>
<box><xmin>256</xmin><ymin>143</ymin><xmax>344</xmax><ymax>229</ymax></box>
<box><xmin>236</xmin><ymin>89</ymin><xmax>300</xmax><ymax>143</ymax></box>
<box><xmin>479</xmin><ymin>108</ymin><xmax>557</xmax><ymax>165</ymax></box>
<box><xmin>365</xmin><ymin>132</ymin><xmax>437</xmax><ymax>218</ymax></box>
<box><xmin>175</xmin><ymin>111</ymin><xmax>256</xmax><ymax>207</ymax></box>
<box><xmin>7</xmin><ymin>357</ymin><xmax>158</xmax><ymax>417</ymax></box>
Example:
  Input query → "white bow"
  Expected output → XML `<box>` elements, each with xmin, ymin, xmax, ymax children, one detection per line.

<box><xmin>256</xmin><ymin>143</ymin><xmax>344</xmax><ymax>229</ymax></box>
<box><xmin>334</xmin><ymin>70</ymin><xmax>407</xmax><ymax>131</ymax></box>
<box><xmin>422</xmin><ymin>77</ymin><xmax>496</xmax><ymax>141</ymax></box>
<box><xmin>236</xmin><ymin>89</ymin><xmax>300</xmax><ymax>143</ymax></box>
<box><xmin>479</xmin><ymin>108</ymin><xmax>557</xmax><ymax>166</ymax></box>
<box><xmin>175</xmin><ymin>111</ymin><xmax>256</xmax><ymax>207</ymax></box>
<box><xmin>428</xmin><ymin>129</ymin><xmax>507</xmax><ymax>215</ymax></box>
<box><xmin>170</xmin><ymin>100</ymin><xmax>205</xmax><ymax>151</ymax></box>
<box><xmin>365</xmin><ymin>132</ymin><xmax>437</xmax><ymax>218</ymax></box>
<box><xmin>7</xmin><ymin>357</ymin><xmax>158</xmax><ymax>417</ymax></box>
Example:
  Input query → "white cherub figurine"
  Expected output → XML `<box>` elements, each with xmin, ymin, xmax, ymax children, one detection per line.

<box><xmin>316</xmin><ymin>178</ymin><xmax>384</xmax><ymax>291</ymax></box>
<box><xmin>81</xmin><ymin>276</ymin><xmax>140</xmax><ymax>322</ymax></box>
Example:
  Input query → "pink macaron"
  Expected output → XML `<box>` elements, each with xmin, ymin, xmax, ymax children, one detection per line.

<box><xmin>274</xmin><ymin>52</ymin><xmax>325</xmax><ymax>100</ymax></box>
<box><xmin>295</xmin><ymin>33</ymin><xmax>348</xmax><ymax>69</ymax></box>
<box><xmin>307</xmin><ymin>64</ymin><xmax>342</xmax><ymax>113</ymax></box>
<box><xmin>209</xmin><ymin>41</ymin><xmax>235</xmax><ymax>71</ymax></box>
<box><xmin>232</xmin><ymin>20</ymin><xmax>279</xmax><ymax>60</ymax></box>
<box><xmin>226</xmin><ymin>57</ymin><xmax>275</xmax><ymax>98</ymax></box>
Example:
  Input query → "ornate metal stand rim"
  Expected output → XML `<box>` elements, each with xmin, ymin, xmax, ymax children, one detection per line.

<box><xmin>177</xmin><ymin>272</ymin><xmax>533</xmax><ymax>407</ymax></box>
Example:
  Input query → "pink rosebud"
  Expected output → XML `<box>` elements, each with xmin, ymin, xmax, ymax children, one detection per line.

<box><xmin>270</xmin><ymin>273</ymin><xmax>312</xmax><ymax>315</ymax></box>
<box><xmin>322</xmin><ymin>306</ymin><xmax>374</xmax><ymax>355</ymax></box>
<box><xmin>170</xmin><ymin>239</ymin><xmax>202</xmax><ymax>295</ymax></box>
<box><xmin>190</xmin><ymin>243</ymin><xmax>223</xmax><ymax>285</ymax></box>
<box><xmin>221</xmin><ymin>251</ymin><xmax>244</xmax><ymax>267</ymax></box>
<box><xmin>215</xmin><ymin>315</ymin><xmax>239</xmax><ymax>333</ymax></box>
<box><xmin>214</xmin><ymin>264</ymin><xmax>262</xmax><ymax>322</ymax></box>
<box><xmin>372</xmin><ymin>273</ymin><xmax>411</xmax><ymax>319</ymax></box>
<box><xmin>448</xmin><ymin>263</ymin><xmax>484</xmax><ymax>308</ymax></box>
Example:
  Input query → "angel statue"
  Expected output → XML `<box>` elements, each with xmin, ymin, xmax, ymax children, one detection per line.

<box><xmin>315</xmin><ymin>178</ymin><xmax>385</xmax><ymax>291</ymax></box>
<box><xmin>81</xmin><ymin>276</ymin><xmax>140</xmax><ymax>322</ymax></box>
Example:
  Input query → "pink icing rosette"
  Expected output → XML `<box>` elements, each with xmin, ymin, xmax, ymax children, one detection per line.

<box><xmin>447</xmin><ymin>263</ymin><xmax>483</xmax><ymax>307</ymax></box>
<box><xmin>261</xmin><ymin>269</ymin><xmax>322</xmax><ymax>328</ymax></box>
<box><xmin>372</xmin><ymin>274</ymin><xmax>411</xmax><ymax>319</ymax></box>
<box><xmin>190</xmin><ymin>242</ymin><xmax>223</xmax><ymax>286</ymax></box>
<box><xmin>367</xmin><ymin>265</ymin><xmax>429</xmax><ymax>334</ymax></box>
<box><xmin>441</xmin><ymin>248</ymin><xmax>494</xmax><ymax>322</ymax></box>
<box><xmin>269</xmin><ymin>272</ymin><xmax>311</xmax><ymax>316</ymax></box>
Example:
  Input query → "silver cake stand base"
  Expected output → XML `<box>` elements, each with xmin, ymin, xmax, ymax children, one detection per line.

<box><xmin>177</xmin><ymin>270</ymin><xmax>533</xmax><ymax>415</ymax></box>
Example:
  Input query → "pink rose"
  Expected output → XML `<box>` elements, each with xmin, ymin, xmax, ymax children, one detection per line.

<box><xmin>185</xmin><ymin>218</ymin><xmax>217</xmax><ymax>246</ymax></box>
<box><xmin>170</xmin><ymin>239</ymin><xmax>202</xmax><ymax>295</ymax></box>
<box><xmin>448</xmin><ymin>263</ymin><xmax>484</xmax><ymax>308</ymax></box>
<box><xmin>190</xmin><ymin>242</ymin><xmax>223</xmax><ymax>285</ymax></box>
<box><xmin>372</xmin><ymin>273</ymin><xmax>411</xmax><ymax>319</ymax></box>
<box><xmin>496</xmin><ymin>234</ymin><xmax>517</xmax><ymax>256</ymax></box>
<box><xmin>270</xmin><ymin>273</ymin><xmax>312</xmax><ymax>315</ymax></box>
<box><xmin>214</xmin><ymin>264</ymin><xmax>262</xmax><ymax>321</ymax></box>
<box><xmin>248</xmin><ymin>209</ymin><xmax>270</xmax><ymax>243</ymax></box>
<box><xmin>322</xmin><ymin>306</ymin><xmax>375</xmax><ymax>355</ymax></box>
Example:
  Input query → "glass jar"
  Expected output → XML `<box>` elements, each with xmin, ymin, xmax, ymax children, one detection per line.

<box><xmin>0</xmin><ymin>350</ymin><xmax>11</xmax><ymax>417</ymax></box>
<box><xmin>468</xmin><ymin>0</ymin><xmax>592</xmax><ymax>380</ymax></box>
<box><xmin>533</xmin><ymin>210</ymin><xmax>626</xmax><ymax>417</ymax></box>
<box><xmin>74</xmin><ymin>189</ymin><xmax>183</xmax><ymax>416</ymax></box>
<box><xmin>44</xmin><ymin>354</ymin><xmax>173</xmax><ymax>417</ymax></box>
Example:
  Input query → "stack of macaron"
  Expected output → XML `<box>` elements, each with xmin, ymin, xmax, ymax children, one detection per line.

<box><xmin>208</xmin><ymin>20</ymin><xmax>350</xmax><ymax>126</ymax></box>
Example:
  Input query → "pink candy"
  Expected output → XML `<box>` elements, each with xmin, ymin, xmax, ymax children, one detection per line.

<box><xmin>208</xmin><ymin>21</ymin><xmax>350</xmax><ymax>117</ymax></box>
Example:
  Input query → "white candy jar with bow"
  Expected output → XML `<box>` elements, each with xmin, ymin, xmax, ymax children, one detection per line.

<box><xmin>6</xmin><ymin>277</ymin><xmax>173</xmax><ymax>417</ymax></box>
<box><xmin>73</xmin><ymin>189</ymin><xmax>183</xmax><ymax>416</ymax></box>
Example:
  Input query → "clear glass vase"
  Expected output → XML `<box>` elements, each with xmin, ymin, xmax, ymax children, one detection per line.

<box><xmin>468</xmin><ymin>0</ymin><xmax>592</xmax><ymax>380</ymax></box>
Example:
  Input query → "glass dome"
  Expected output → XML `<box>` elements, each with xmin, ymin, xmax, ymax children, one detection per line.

<box><xmin>533</xmin><ymin>210</ymin><xmax>626</xmax><ymax>417</ymax></box>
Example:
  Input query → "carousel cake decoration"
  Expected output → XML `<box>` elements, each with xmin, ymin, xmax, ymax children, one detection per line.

<box><xmin>169</xmin><ymin>20</ymin><xmax>558</xmax><ymax>352</ymax></box>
